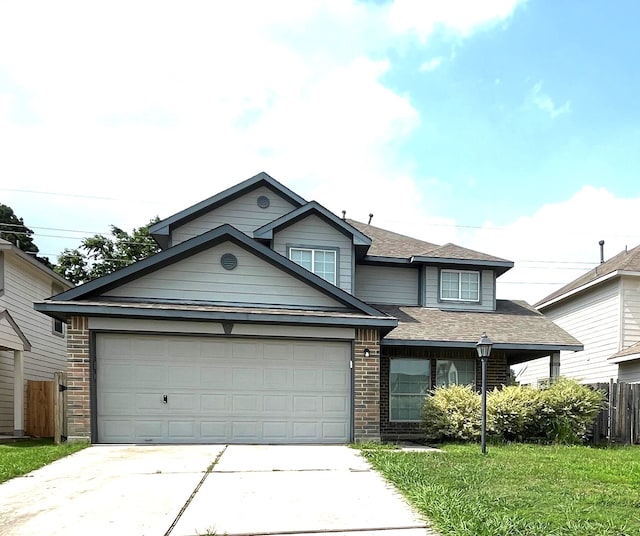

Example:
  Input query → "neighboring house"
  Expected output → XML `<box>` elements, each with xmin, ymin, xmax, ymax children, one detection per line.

<box><xmin>35</xmin><ymin>172</ymin><xmax>581</xmax><ymax>444</ymax></box>
<box><xmin>518</xmin><ymin>244</ymin><xmax>640</xmax><ymax>386</ymax></box>
<box><xmin>0</xmin><ymin>239</ymin><xmax>73</xmax><ymax>436</ymax></box>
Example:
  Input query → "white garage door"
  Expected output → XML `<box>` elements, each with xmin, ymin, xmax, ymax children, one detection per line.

<box><xmin>96</xmin><ymin>333</ymin><xmax>351</xmax><ymax>444</ymax></box>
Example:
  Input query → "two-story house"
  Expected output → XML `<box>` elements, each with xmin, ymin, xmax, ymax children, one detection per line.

<box><xmin>517</xmin><ymin>244</ymin><xmax>640</xmax><ymax>386</ymax></box>
<box><xmin>35</xmin><ymin>173</ymin><xmax>581</xmax><ymax>444</ymax></box>
<box><xmin>1</xmin><ymin>238</ymin><xmax>73</xmax><ymax>436</ymax></box>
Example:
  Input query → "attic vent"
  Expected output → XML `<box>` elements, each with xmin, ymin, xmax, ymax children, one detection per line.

<box><xmin>257</xmin><ymin>195</ymin><xmax>270</xmax><ymax>209</ymax></box>
<box><xmin>220</xmin><ymin>253</ymin><xmax>238</xmax><ymax>270</ymax></box>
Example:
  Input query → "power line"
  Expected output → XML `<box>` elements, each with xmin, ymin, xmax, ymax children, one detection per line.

<box><xmin>0</xmin><ymin>186</ymin><xmax>162</xmax><ymax>204</ymax></box>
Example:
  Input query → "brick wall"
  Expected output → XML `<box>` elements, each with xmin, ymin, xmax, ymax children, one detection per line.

<box><xmin>66</xmin><ymin>316</ymin><xmax>91</xmax><ymax>442</ymax></box>
<box><xmin>353</xmin><ymin>328</ymin><xmax>381</xmax><ymax>442</ymax></box>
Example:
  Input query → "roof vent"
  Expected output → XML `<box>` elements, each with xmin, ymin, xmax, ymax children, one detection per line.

<box><xmin>342</xmin><ymin>210</ymin><xmax>346</xmax><ymax>221</ymax></box>
<box><xmin>599</xmin><ymin>240</ymin><xmax>605</xmax><ymax>264</ymax></box>
<box><xmin>221</xmin><ymin>253</ymin><xmax>238</xmax><ymax>270</ymax></box>
<box><xmin>368</xmin><ymin>213</ymin><xmax>373</xmax><ymax>225</ymax></box>
<box><xmin>257</xmin><ymin>195</ymin><xmax>270</xmax><ymax>209</ymax></box>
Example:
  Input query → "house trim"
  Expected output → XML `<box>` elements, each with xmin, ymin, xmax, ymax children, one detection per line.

<box><xmin>381</xmin><ymin>339</ymin><xmax>583</xmax><ymax>352</ymax></box>
<box><xmin>0</xmin><ymin>309</ymin><xmax>32</xmax><ymax>351</ymax></box>
<box><xmin>537</xmin><ymin>270</ymin><xmax>619</xmax><ymax>310</ymax></box>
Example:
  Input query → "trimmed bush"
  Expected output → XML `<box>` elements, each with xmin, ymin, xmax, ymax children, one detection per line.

<box><xmin>487</xmin><ymin>385</ymin><xmax>541</xmax><ymax>441</ymax></box>
<box><xmin>538</xmin><ymin>377</ymin><xmax>605</xmax><ymax>444</ymax></box>
<box><xmin>422</xmin><ymin>384</ymin><xmax>480</xmax><ymax>442</ymax></box>
<box><xmin>422</xmin><ymin>378</ymin><xmax>605</xmax><ymax>444</ymax></box>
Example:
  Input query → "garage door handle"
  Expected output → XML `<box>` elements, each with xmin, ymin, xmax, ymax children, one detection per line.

<box><xmin>162</xmin><ymin>394</ymin><xmax>168</xmax><ymax>404</ymax></box>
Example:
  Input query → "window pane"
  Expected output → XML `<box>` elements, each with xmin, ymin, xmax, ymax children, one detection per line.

<box><xmin>313</xmin><ymin>250</ymin><xmax>336</xmax><ymax>284</ymax></box>
<box><xmin>460</xmin><ymin>272</ymin><xmax>479</xmax><ymax>301</ymax></box>
<box><xmin>390</xmin><ymin>395</ymin><xmax>423</xmax><ymax>421</ymax></box>
<box><xmin>390</xmin><ymin>358</ymin><xmax>430</xmax><ymax>422</ymax></box>
<box><xmin>435</xmin><ymin>359</ymin><xmax>475</xmax><ymax>387</ymax></box>
<box><xmin>289</xmin><ymin>249</ymin><xmax>312</xmax><ymax>271</ymax></box>
<box><xmin>441</xmin><ymin>271</ymin><xmax>459</xmax><ymax>299</ymax></box>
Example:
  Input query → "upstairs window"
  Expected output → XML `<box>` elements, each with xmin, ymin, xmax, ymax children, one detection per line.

<box><xmin>440</xmin><ymin>269</ymin><xmax>480</xmax><ymax>302</ymax></box>
<box><xmin>289</xmin><ymin>247</ymin><xmax>336</xmax><ymax>285</ymax></box>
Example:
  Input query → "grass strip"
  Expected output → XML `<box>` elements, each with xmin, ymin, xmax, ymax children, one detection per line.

<box><xmin>360</xmin><ymin>443</ymin><xmax>640</xmax><ymax>536</ymax></box>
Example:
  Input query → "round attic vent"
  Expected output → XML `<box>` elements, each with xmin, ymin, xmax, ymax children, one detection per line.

<box><xmin>220</xmin><ymin>253</ymin><xmax>238</xmax><ymax>270</ymax></box>
<box><xmin>257</xmin><ymin>195</ymin><xmax>270</xmax><ymax>209</ymax></box>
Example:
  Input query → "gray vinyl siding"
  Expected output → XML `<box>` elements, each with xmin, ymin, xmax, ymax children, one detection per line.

<box><xmin>171</xmin><ymin>186</ymin><xmax>296</xmax><ymax>245</ymax></box>
<box><xmin>272</xmin><ymin>214</ymin><xmax>352</xmax><ymax>293</ymax></box>
<box><xmin>621</xmin><ymin>275</ymin><xmax>640</xmax><ymax>350</ymax></box>
<box><xmin>424</xmin><ymin>267</ymin><xmax>494</xmax><ymax>311</ymax></box>
<box><xmin>354</xmin><ymin>265</ymin><xmax>419</xmax><ymax>305</ymax></box>
<box><xmin>0</xmin><ymin>254</ymin><xmax>68</xmax><ymax>433</ymax></box>
<box><xmin>618</xmin><ymin>360</ymin><xmax>640</xmax><ymax>383</ymax></box>
<box><xmin>517</xmin><ymin>279</ymin><xmax>621</xmax><ymax>386</ymax></box>
<box><xmin>102</xmin><ymin>241</ymin><xmax>345</xmax><ymax>309</ymax></box>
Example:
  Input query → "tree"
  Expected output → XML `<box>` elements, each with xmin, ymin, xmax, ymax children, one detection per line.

<box><xmin>0</xmin><ymin>203</ymin><xmax>53</xmax><ymax>269</ymax></box>
<box><xmin>56</xmin><ymin>217</ymin><xmax>161</xmax><ymax>284</ymax></box>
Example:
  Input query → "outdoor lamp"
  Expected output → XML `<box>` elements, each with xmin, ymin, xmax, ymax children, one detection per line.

<box><xmin>363</xmin><ymin>348</ymin><xmax>371</xmax><ymax>358</ymax></box>
<box><xmin>476</xmin><ymin>332</ymin><xmax>493</xmax><ymax>455</ymax></box>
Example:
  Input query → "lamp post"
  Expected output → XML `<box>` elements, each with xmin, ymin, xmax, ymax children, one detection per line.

<box><xmin>476</xmin><ymin>332</ymin><xmax>493</xmax><ymax>455</ymax></box>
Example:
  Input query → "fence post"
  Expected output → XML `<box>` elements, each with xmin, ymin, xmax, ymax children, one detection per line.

<box><xmin>53</xmin><ymin>371</ymin><xmax>68</xmax><ymax>444</ymax></box>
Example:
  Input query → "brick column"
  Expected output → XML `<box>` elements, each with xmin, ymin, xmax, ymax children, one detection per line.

<box><xmin>354</xmin><ymin>328</ymin><xmax>380</xmax><ymax>442</ymax></box>
<box><xmin>67</xmin><ymin>316</ymin><xmax>91</xmax><ymax>442</ymax></box>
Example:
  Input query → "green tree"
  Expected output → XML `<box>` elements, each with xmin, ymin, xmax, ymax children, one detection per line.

<box><xmin>0</xmin><ymin>203</ymin><xmax>53</xmax><ymax>268</ymax></box>
<box><xmin>56</xmin><ymin>217</ymin><xmax>161</xmax><ymax>284</ymax></box>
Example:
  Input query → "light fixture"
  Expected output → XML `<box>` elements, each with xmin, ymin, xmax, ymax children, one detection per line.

<box><xmin>475</xmin><ymin>332</ymin><xmax>493</xmax><ymax>455</ymax></box>
<box><xmin>363</xmin><ymin>348</ymin><xmax>370</xmax><ymax>358</ymax></box>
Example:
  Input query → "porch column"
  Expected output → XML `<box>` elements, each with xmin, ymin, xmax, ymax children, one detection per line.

<box><xmin>13</xmin><ymin>350</ymin><xmax>24</xmax><ymax>436</ymax></box>
<box><xmin>549</xmin><ymin>351</ymin><xmax>560</xmax><ymax>383</ymax></box>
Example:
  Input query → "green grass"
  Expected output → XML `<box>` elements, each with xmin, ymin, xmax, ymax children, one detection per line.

<box><xmin>360</xmin><ymin>443</ymin><xmax>640</xmax><ymax>536</ymax></box>
<box><xmin>0</xmin><ymin>439</ymin><xmax>88</xmax><ymax>484</ymax></box>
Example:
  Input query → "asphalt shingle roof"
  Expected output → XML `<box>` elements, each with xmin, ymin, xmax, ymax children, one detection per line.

<box><xmin>536</xmin><ymin>244</ymin><xmax>640</xmax><ymax>308</ymax></box>
<box><xmin>377</xmin><ymin>300</ymin><xmax>582</xmax><ymax>349</ymax></box>
<box><xmin>347</xmin><ymin>219</ymin><xmax>511</xmax><ymax>263</ymax></box>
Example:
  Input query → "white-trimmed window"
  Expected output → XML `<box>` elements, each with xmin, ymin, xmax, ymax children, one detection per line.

<box><xmin>289</xmin><ymin>247</ymin><xmax>336</xmax><ymax>284</ymax></box>
<box><xmin>435</xmin><ymin>359</ymin><xmax>475</xmax><ymax>388</ymax></box>
<box><xmin>440</xmin><ymin>269</ymin><xmax>480</xmax><ymax>302</ymax></box>
<box><xmin>390</xmin><ymin>358</ymin><xmax>430</xmax><ymax>422</ymax></box>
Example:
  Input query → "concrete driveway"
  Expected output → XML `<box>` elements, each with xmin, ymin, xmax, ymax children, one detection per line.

<box><xmin>0</xmin><ymin>444</ymin><xmax>435</xmax><ymax>536</ymax></box>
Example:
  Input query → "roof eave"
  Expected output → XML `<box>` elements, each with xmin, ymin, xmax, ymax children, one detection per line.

<box><xmin>33</xmin><ymin>302</ymin><xmax>398</xmax><ymax>330</ymax></box>
<box><xmin>410</xmin><ymin>255</ymin><xmax>514</xmax><ymax>275</ymax></box>
<box><xmin>536</xmin><ymin>270</ymin><xmax>620</xmax><ymax>310</ymax></box>
<box><xmin>381</xmin><ymin>339</ymin><xmax>583</xmax><ymax>353</ymax></box>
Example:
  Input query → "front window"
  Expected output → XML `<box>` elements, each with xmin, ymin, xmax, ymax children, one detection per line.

<box><xmin>390</xmin><ymin>358</ymin><xmax>430</xmax><ymax>422</ymax></box>
<box><xmin>440</xmin><ymin>270</ymin><xmax>480</xmax><ymax>302</ymax></box>
<box><xmin>289</xmin><ymin>247</ymin><xmax>336</xmax><ymax>284</ymax></box>
<box><xmin>435</xmin><ymin>359</ymin><xmax>475</xmax><ymax>387</ymax></box>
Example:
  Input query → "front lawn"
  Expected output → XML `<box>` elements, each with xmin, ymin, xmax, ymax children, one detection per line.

<box><xmin>0</xmin><ymin>439</ymin><xmax>87</xmax><ymax>484</ymax></box>
<box><xmin>361</xmin><ymin>443</ymin><xmax>640</xmax><ymax>536</ymax></box>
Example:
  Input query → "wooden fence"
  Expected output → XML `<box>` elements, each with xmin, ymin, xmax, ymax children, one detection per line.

<box><xmin>589</xmin><ymin>381</ymin><xmax>640</xmax><ymax>445</ymax></box>
<box><xmin>25</xmin><ymin>372</ymin><xmax>67</xmax><ymax>443</ymax></box>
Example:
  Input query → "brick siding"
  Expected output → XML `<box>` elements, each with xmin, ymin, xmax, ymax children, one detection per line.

<box><xmin>66</xmin><ymin>316</ymin><xmax>91</xmax><ymax>442</ymax></box>
<box><xmin>353</xmin><ymin>328</ymin><xmax>381</xmax><ymax>442</ymax></box>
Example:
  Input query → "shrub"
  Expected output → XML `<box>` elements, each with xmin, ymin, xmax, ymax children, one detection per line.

<box><xmin>422</xmin><ymin>384</ymin><xmax>480</xmax><ymax>442</ymax></box>
<box><xmin>538</xmin><ymin>377</ymin><xmax>605</xmax><ymax>444</ymax></box>
<box><xmin>487</xmin><ymin>385</ymin><xmax>541</xmax><ymax>441</ymax></box>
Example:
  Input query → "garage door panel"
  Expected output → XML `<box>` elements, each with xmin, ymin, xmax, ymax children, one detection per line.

<box><xmin>97</xmin><ymin>334</ymin><xmax>351</xmax><ymax>444</ymax></box>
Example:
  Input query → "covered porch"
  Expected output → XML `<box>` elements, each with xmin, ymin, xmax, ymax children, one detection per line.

<box><xmin>0</xmin><ymin>310</ymin><xmax>32</xmax><ymax>436</ymax></box>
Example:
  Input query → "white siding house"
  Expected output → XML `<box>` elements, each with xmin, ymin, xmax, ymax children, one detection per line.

<box><xmin>0</xmin><ymin>241</ymin><xmax>73</xmax><ymax>435</ymax></box>
<box><xmin>518</xmin><ymin>245</ymin><xmax>640</xmax><ymax>386</ymax></box>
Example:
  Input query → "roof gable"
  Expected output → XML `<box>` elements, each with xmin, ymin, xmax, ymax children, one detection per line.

<box><xmin>254</xmin><ymin>202</ymin><xmax>371</xmax><ymax>247</ymax></box>
<box><xmin>150</xmin><ymin>172</ymin><xmax>307</xmax><ymax>248</ymax></box>
<box><xmin>0</xmin><ymin>309</ymin><xmax>31</xmax><ymax>351</ymax></box>
<box><xmin>49</xmin><ymin>225</ymin><xmax>384</xmax><ymax>317</ymax></box>
<box><xmin>0</xmin><ymin>239</ymin><xmax>72</xmax><ymax>289</ymax></box>
<box><xmin>536</xmin><ymin>244</ymin><xmax>640</xmax><ymax>309</ymax></box>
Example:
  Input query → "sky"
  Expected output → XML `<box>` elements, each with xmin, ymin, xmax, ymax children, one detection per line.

<box><xmin>1</xmin><ymin>0</ymin><xmax>639</xmax><ymax>305</ymax></box>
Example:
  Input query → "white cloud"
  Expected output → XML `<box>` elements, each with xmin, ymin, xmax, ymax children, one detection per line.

<box><xmin>466</xmin><ymin>186</ymin><xmax>640</xmax><ymax>304</ymax></box>
<box><xmin>530</xmin><ymin>82</ymin><xmax>571</xmax><ymax>119</ymax></box>
<box><xmin>419</xmin><ymin>57</ymin><xmax>443</xmax><ymax>72</ymax></box>
<box><xmin>0</xmin><ymin>0</ymin><xmax>525</xmax><ymax>259</ymax></box>
<box><xmin>390</xmin><ymin>0</ymin><xmax>525</xmax><ymax>39</ymax></box>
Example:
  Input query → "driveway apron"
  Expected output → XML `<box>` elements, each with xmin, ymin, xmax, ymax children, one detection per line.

<box><xmin>0</xmin><ymin>444</ymin><xmax>434</xmax><ymax>536</ymax></box>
